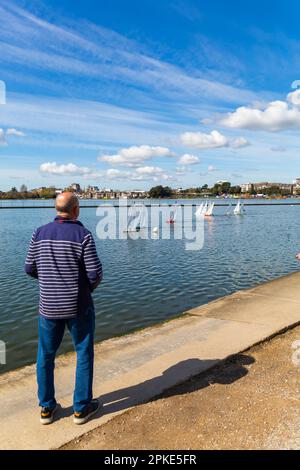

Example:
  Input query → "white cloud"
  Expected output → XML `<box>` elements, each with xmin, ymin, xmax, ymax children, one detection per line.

<box><xmin>99</xmin><ymin>145</ymin><xmax>174</xmax><ymax>167</ymax></box>
<box><xmin>208</xmin><ymin>165</ymin><xmax>218</xmax><ymax>172</ymax></box>
<box><xmin>220</xmin><ymin>100</ymin><xmax>300</xmax><ymax>132</ymax></box>
<box><xmin>6</xmin><ymin>128</ymin><xmax>25</xmax><ymax>137</ymax></box>
<box><xmin>230</xmin><ymin>137</ymin><xmax>250</xmax><ymax>148</ymax></box>
<box><xmin>0</xmin><ymin>128</ymin><xmax>7</xmax><ymax>146</ymax></box>
<box><xmin>131</xmin><ymin>166</ymin><xmax>173</xmax><ymax>181</ymax></box>
<box><xmin>287</xmin><ymin>89</ymin><xmax>300</xmax><ymax>106</ymax></box>
<box><xmin>105</xmin><ymin>169</ymin><xmax>127</xmax><ymax>179</ymax></box>
<box><xmin>178</xmin><ymin>153</ymin><xmax>200</xmax><ymax>165</ymax></box>
<box><xmin>0</xmin><ymin>79</ymin><xmax>5</xmax><ymax>104</ymax></box>
<box><xmin>45</xmin><ymin>163</ymin><xmax>176</xmax><ymax>182</ymax></box>
<box><xmin>135</xmin><ymin>166</ymin><xmax>164</xmax><ymax>175</ymax></box>
<box><xmin>40</xmin><ymin>162</ymin><xmax>91</xmax><ymax>175</ymax></box>
<box><xmin>181</xmin><ymin>130</ymin><xmax>228</xmax><ymax>149</ymax></box>
<box><xmin>175</xmin><ymin>166</ymin><xmax>188</xmax><ymax>174</ymax></box>
<box><xmin>104</xmin><ymin>166</ymin><xmax>175</xmax><ymax>182</ymax></box>
<box><xmin>201</xmin><ymin>118</ymin><xmax>214</xmax><ymax>125</ymax></box>
<box><xmin>291</xmin><ymin>80</ymin><xmax>300</xmax><ymax>89</ymax></box>
<box><xmin>0</xmin><ymin>2</ymin><xmax>260</xmax><ymax>108</ymax></box>
<box><xmin>0</xmin><ymin>92</ymin><xmax>193</xmax><ymax>153</ymax></box>
<box><xmin>160</xmin><ymin>174</ymin><xmax>177</xmax><ymax>182</ymax></box>
<box><xmin>0</xmin><ymin>127</ymin><xmax>25</xmax><ymax>147</ymax></box>
<box><xmin>180</xmin><ymin>130</ymin><xmax>249</xmax><ymax>150</ymax></box>
<box><xmin>200</xmin><ymin>165</ymin><xmax>218</xmax><ymax>176</ymax></box>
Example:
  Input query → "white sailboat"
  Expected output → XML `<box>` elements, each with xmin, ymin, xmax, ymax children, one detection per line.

<box><xmin>225</xmin><ymin>202</ymin><xmax>232</xmax><ymax>216</ymax></box>
<box><xmin>137</xmin><ymin>205</ymin><xmax>146</xmax><ymax>230</ymax></box>
<box><xmin>233</xmin><ymin>200</ymin><xmax>244</xmax><ymax>215</ymax></box>
<box><xmin>167</xmin><ymin>203</ymin><xmax>178</xmax><ymax>224</ymax></box>
<box><xmin>205</xmin><ymin>201</ymin><xmax>215</xmax><ymax>217</ymax></box>
<box><xmin>125</xmin><ymin>204</ymin><xmax>147</xmax><ymax>232</ymax></box>
<box><xmin>202</xmin><ymin>200</ymin><xmax>208</xmax><ymax>215</ymax></box>
<box><xmin>195</xmin><ymin>202</ymin><xmax>204</xmax><ymax>218</ymax></box>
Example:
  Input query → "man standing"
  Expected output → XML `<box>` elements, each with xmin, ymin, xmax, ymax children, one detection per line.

<box><xmin>25</xmin><ymin>192</ymin><xmax>103</xmax><ymax>425</ymax></box>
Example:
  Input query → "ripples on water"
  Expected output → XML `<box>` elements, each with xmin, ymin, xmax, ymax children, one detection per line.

<box><xmin>0</xmin><ymin>199</ymin><xmax>299</xmax><ymax>373</ymax></box>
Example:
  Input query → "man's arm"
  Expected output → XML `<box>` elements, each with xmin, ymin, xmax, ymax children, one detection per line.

<box><xmin>25</xmin><ymin>231</ymin><xmax>38</xmax><ymax>279</ymax></box>
<box><xmin>82</xmin><ymin>232</ymin><xmax>103</xmax><ymax>291</ymax></box>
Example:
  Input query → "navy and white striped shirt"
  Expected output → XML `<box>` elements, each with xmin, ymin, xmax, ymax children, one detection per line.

<box><xmin>25</xmin><ymin>216</ymin><xmax>103</xmax><ymax>319</ymax></box>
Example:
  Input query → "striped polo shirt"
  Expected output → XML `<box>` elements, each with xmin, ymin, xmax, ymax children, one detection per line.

<box><xmin>25</xmin><ymin>216</ymin><xmax>103</xmax><ymax>319</ymax></box>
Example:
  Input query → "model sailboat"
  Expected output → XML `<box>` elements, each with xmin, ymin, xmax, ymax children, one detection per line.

<box><xmin>233</xmin><ymin>200</ymin><xmax>244</xmax><ymax>215</ymax></box>
<box><xmin>167</xmin><ymin>203</ymin><xmax>178</xmax><ymax>224</ymax></box>
<box><xmin>225</xmin><ymin>202</ymin><xmax>232</xmax><ymax>216</ymax></box>
<box><xmin>126</xmin><ymin>204</ymin><xmax>147</xmax><ymax>232</ymax></box>
<box><xmin>205</xmin><ymin>201</ymin><xmax>215</xmax><ymax>217</ymax></box>
<box><xmin>195</xmin><ymin>200</ymin><xmax>215</xmax><ymax>218</ymax></box>
<box><xmin>195</xmin><ymin>202</ymin><xmax>204</xmax><ymax>219</ymax></box>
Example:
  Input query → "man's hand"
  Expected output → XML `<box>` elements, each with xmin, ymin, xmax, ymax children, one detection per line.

<box><xmin>296</xmin><ymin>253</ymin><xmax>300</xmax><ymax>261</ymax></box>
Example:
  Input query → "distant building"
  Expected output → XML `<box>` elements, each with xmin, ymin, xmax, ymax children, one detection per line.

<box><xmin>293</xmin><ymin>179</ymin><xmax>300</xmax><ymax>194</ymax></box>
<box><xmin>253</xmin><ymin>182</ymin><xmax>293</xmax><ymax>192</ymax></box>
<box><xmin>252</xmin><ymin>182</ymin><xmax>270</xmax><ymax>191</ymax></box>
<box><xmin>33</xmin><ymin>186</ymin><xmax>47</xmax><ymax>194</ymax></box>
<box><xmin>241</xmin><ymin>182</ymin><xmax>293</xmax><ymax>194</ymax></box>
<box><xmin>71</xmin><ymin>183</ymin><xmax>81</xmax><ymax>193</ymax></box>
<box><xmin>277</xmin><ymin>183</ymin><xmax>293</xmax><ymax>192</ymax></box>
<box><xmin>130</xmin><ymin>190</ymin><xmax>147</xmax><ymax>198</ymax></box>
<box><xmin>241</xmin><ymin>183</ymin><xmax>253</xmax><ymax>193</ymax></box>
<box><xmin>86</xmin><ymin>185</ymin><xmax>99</xmax><ymax>192</ymax></box>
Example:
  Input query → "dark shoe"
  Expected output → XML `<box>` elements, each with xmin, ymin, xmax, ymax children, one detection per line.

<box><xmin>40</xmin><ymin>404</ymin><xmax>58</xmax><ymax>425</ymax></box>
<box><xmin>73</xmin><ymin>399</ymin><xmax>100</xmax><ymax>425</ymax></box>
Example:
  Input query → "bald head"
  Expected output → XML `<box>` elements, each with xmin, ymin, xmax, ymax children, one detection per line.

<box><xmin>56</xmin><ymin>192</ymin><xmax>79</xmax><ymax>219</ymax></box>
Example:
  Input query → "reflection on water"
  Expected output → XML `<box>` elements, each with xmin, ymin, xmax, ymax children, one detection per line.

<box><xmin>0</xmin><ymin>199</ymin><xmax>299</xmax><ymax>373</ymax></box>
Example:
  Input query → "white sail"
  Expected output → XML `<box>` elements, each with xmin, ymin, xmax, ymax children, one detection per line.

<box><xmin>234</xmin><ymin>200</ymin><xmax>244</xmax><ymax>215</ymax></box>
<box><xmin>172</xmin><ymin>204</ymin><xmax>178</xmax><ymax>222</ymax></box>
<box><xmin>195</xmin><ymin>202</ymin><xmax>204</xmax><ymax>217</ymax></box>
<box><xmin>138</xmin><ymin>204</ymin><xmax>148</xmax><ymax>228</ymax></box>
<box><xmin>169</xmin><ymin>203</ymin><xmax>178</xmax><ymax>222</ymax></box>
<box><xmin>127</xmin><ymin>203</ymin><xmax>146</xmax><ymax>231</ymax></box>
<box><xmin>202</xmin><ymin>201</ymin><xmax>208</xmax><ymax>215</ymax></box>
<box><xmin>205</xmin><ymin>201</ymin><xmax>214</xmax><ymax>216</ymax></box>
<box><xmin>137</xmin><ymin>206</ymin><xmax>144</xmax><ymax>229</ymax></box>
<box><xmin>226</xmin><ymin>202</ymin><xmax>232</xmax><ymax>216</ymax></box>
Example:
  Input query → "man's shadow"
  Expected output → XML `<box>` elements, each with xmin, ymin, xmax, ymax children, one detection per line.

<box><xmin>59</xmin><ymin>354</ymin><xmax>254</xmax><ymax>421</ymax></box>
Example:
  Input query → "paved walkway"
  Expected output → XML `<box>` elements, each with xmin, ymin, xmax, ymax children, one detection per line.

<box><xmin>1</xmin><ymin>272</ymin><xmax>300</xmax><ymax>449</ymax></box>
<box><xmin>63</xmin><ymin>323</ymin><xmax>300</xmax><ymax>450</ymax></box>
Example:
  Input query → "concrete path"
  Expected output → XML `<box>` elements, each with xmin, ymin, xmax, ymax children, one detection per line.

<box><xmin>1</xmin><ymin>272</ymin><xmax>300</xmax><ymax>450</ymax></box>
<box><xmin>63</xmin><ymin>324</ymin><xmax>300</xmax><ymax>450</ymax></box>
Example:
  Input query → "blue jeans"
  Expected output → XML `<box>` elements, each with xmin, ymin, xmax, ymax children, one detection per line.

<box><xmin>37</xmin><ymin>306</ymin><xmax>95</xmax><ymax>412</ymax></box>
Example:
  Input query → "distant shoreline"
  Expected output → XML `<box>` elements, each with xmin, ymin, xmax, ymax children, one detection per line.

<box><xmin>0</xmin><ymin>195</ymin><xmax>299</xmax><ymax>200</ymax></box>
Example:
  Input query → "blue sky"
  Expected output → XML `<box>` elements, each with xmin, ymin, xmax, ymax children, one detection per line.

<box><xmin>1</xmin><ymin>0</ymin><xmax>300</xmax><ymax>190</ymax></box>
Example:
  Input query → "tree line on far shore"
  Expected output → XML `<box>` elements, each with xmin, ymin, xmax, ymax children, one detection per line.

<box><xmin>149</xmin><ymin>182</ymin><xmax>242</xmax><ymax>198</ymax></box>
<box><xmin>0</xmin><ymin>182</ymin><xmax>239</xmax><ymax>199</ymax></box>
<box><xmin>150</xmin><ymin>182</ymin><xmax>296</xmax><ymax>198</ymax></box>
<box><xmin>0</xmin><ymin>185</ymin><xmax>57</xmax><ymax>199</ymax></box>
<box><xmin>0</xmin><ymin>181</ymin><xmax>296</xmax><ymax>199</ymax></box>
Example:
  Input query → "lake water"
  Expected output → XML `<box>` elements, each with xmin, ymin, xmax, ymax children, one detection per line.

<box><xmin>1</xmin><ymin>198</ymin><xmax>300</xmax><ymax>374</ymax></box>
